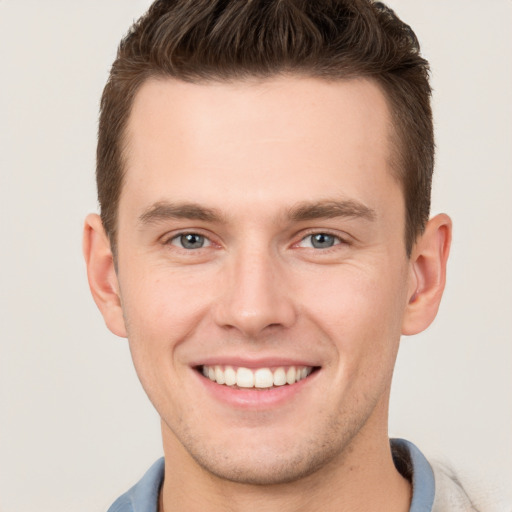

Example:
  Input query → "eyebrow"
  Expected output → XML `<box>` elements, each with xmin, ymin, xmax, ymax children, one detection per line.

<box><xmin>287</xmin><ymin>199</ymin><xmax>376</xmax><ymax>222</ymax></box>
<box><xmin>138</xmin><ymin>198</ymin><xmax>376</xmax><ymax>226</ymax></box>
<box><xmin>138</xmin><ymin>201</ymin><xmax>225</xmax><ymax>225</ymax></box>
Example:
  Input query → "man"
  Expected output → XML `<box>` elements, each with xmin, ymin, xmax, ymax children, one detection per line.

<box><xmin>83</xmin><ymin>1</ymin><xmax>472</xmax><ymax>510</ymax></box>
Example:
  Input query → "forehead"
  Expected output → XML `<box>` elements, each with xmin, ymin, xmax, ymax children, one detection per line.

<box><xmin>121</xmin><ymin>75</ymin><xmax>399</xmax><ymax>221</ymax></box>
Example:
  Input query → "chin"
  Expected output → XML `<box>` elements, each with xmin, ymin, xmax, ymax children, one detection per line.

<box><xmin>190</xmin><ymin>445</ymin><xmax>338</xmax><ymax>485</ymax></box>
<box><xmin>171</xmin><ymin>418</ymin><xmax>358</xmax><ymax>486</ymax></box>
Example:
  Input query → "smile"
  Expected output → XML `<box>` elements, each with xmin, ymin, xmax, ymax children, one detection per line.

<box><xmin>201</xmin><ymin>365</ymin><xmax>315</xmax><ymax>389</ymax></box>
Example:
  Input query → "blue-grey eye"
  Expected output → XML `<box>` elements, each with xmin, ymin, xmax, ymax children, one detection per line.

<box><xmin>310</xmin><ymin>233</ymin><xmax>337</xmax><ymax>249</ymax></box>
<box><xmin>174</xmin><ymin>233</ymin><xmax>207</xmax><ymax>249</ymax></box>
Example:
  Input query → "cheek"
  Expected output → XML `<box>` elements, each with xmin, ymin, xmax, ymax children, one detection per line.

<box><xmin>119</xmin><ymin>266</ymin><xmax>217</xmax><ymax>381</ymax></box>
<box><xmin>297</xmin><ymin>263</ymin><xmax>408</xmax><ymax>366</ymax></box>
<box><xmin>122</xmin><ymin>263</ymin><xmax>212</xmax><ymax>327</ymax></box>
<box><xmin>299</xmin><ymin>266</ymin><xmax>408</xmax><ymax>413</ymax></box>
<box><xmin>119</xmin><ymin>268</ymin><xmax>217</xmax><ymax>409</ymax></box>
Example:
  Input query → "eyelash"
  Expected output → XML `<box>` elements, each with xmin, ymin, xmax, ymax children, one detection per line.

<box><xmin>163</xmin><ymin>230</ymin><xmax>350</xmax><ymax>252</ymax></box>
<box><xmin>295</xmin><ymin>231</ymin><xmax>350</xmax><ymax>251</ymax></box>
<box><xmin>164</xmin><ymin>231</ymin><xmax>213</xmax><ymax>250</ymax></box>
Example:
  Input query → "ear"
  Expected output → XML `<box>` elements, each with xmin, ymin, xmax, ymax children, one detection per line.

<box><xmin>83</xmin><ymin>214</ymin><xmax>127</xmax><ymax>338</ymax></box>
<box><xmin>402</xmin><ymin>213</ymin><xmax>452</xmax><ymax>336</ymax></box>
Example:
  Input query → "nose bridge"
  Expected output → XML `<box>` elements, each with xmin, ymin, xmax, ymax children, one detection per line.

<box><xmin>214</xmin><ymin>240</ymin><xmax>296</xmax><ymax>337</ymax></box>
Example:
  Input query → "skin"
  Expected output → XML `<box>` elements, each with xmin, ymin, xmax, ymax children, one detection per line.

<box><xmin>84</xmin><ymin>76</ymin><xmax>451</xmax><ymax>511</ymax></box>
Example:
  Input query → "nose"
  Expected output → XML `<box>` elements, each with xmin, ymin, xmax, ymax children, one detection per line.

<box><xmin>213</xmin><ymin>246</ymin><xmax>297</xmax><ymax>338</ymax></box>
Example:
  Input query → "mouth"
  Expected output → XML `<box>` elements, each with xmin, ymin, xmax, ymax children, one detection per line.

<box><xmin>198</xmin><ymin>364</ymin><xmax>319</xmax><ymax>390</ymax></box>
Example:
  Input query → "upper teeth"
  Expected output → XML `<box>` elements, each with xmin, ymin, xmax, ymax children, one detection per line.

<box><xmin>202</xmin><ymin>365</ymin><xmax>313</xmax><ymax>388</ymax></box>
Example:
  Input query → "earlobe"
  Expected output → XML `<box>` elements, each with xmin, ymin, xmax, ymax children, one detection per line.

<box><xmin>83</xmin><ymin>214</ymin><xmax>127</xmax><ymax>338</ymax></box>
<box><xmin>402</xmin><ymin>213</ymin><xmax>452</xmax><ymax>336</ymax></box>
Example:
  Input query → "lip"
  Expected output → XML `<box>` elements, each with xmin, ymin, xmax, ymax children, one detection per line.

<box><xmin>190</xmin><ymin>356</ymin><xmax>320</xmax><ymax>369</ymax></box>
<box><xmin>192</xmin><ymin>359</ymin><xmax>321</xmax><ymax>409</ymax></box>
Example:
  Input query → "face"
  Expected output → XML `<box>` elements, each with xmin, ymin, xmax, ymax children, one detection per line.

<box><xmin>113</xmin><ymin>76</ymin><xmax>414</xmax><ymax>484</ymax></box>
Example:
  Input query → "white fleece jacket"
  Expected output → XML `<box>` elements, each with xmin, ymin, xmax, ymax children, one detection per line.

<box><xmin>432</xmin><ymin>464</ymin><xmax>479</xmax><ymax>511</ymax></box>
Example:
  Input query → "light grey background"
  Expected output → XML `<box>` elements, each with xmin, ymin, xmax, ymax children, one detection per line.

<box><xmin>1</xmin><ymin>1</ymin><xmax>511</xmax><ymax>511</ymax></box>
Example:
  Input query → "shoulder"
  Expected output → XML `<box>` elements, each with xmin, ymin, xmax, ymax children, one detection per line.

<box><xmin>431</xmin><ymin>462</ymin><xmax>512</xmax><ymax>512</ymax></box>
<box><xmin>391</xmin><ymin>439</ymin><xmax>491</xmax><ymax>512</ymax></box>
<box><xmin>106</xmin><ymin>458</ymin><xmax>165</xmax><ymax>512</ymax></box>
<box><xmin>431</xmin><ymin>462</ymin><xmax>479</xmax><ymax>512</ymax></box>
<box><xmin>107</xmin><ymin>493</ymin><xmax>135</xmax><ymax>512</ymax></box>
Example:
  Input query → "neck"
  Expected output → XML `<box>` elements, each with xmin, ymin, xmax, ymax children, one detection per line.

<box><xmin>159</xmin><ymin>421</ymin><xmax>411</xmax><ymax>512</ymax></box>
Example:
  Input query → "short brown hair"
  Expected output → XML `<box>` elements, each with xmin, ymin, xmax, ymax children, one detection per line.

<box><xmin>97</xmin><ymin>0</ymin><xmax>433</xmax><ymax>256</ymax></box>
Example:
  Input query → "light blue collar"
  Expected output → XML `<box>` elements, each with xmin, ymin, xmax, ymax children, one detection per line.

<box><xmin>392</xmin><ymin>438</ymin><xmax>436</xmax><ymax>512</ymax></box>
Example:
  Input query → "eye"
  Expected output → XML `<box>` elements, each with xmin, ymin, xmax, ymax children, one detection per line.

<box><xmin>298</xmin><ymin>233</ymin><xmax>341</xmax><ymax>249</ymax></box>
<box><xmin>170</xmin><ymin>233</ymin><xmax>211</xmax><ymax>250</ymax></box>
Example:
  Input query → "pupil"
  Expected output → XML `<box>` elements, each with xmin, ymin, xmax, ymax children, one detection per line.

<box><xmin>312</xmin><ymin>233</ymin><xmax>334</xmax><ymax>248</ymax></box>
<box><xmin>182</xmin><ymin>234</ymin><xmax>204</xmax><ymax>249</ymax></box>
